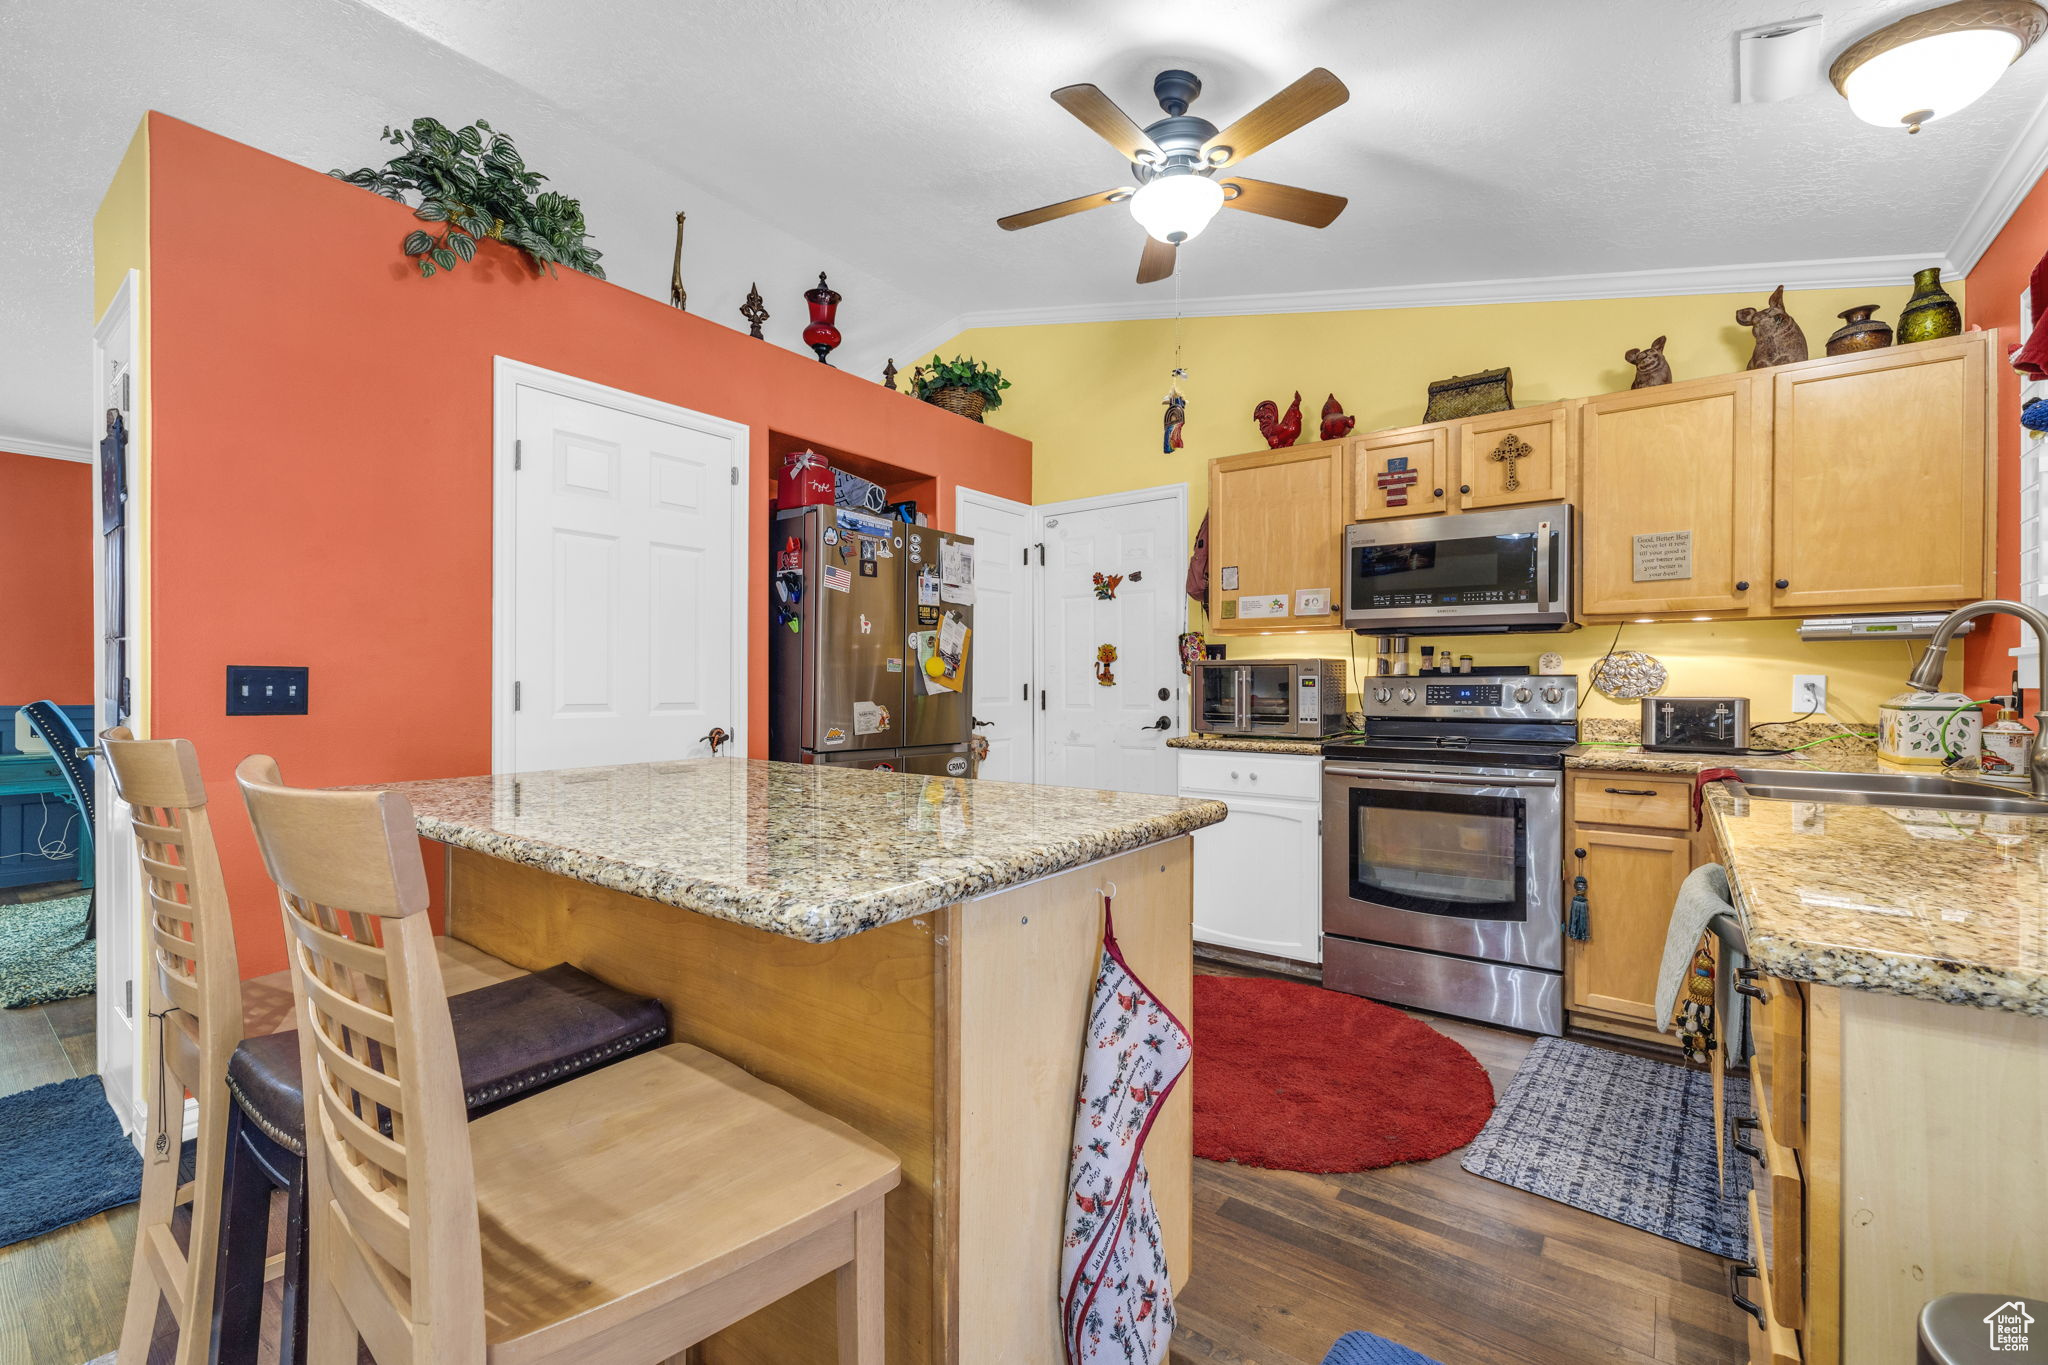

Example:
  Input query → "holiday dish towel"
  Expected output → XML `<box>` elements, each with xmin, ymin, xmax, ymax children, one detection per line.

<box><xmin>1060</xmin><ymin>900</ymin><xmax>1192</xmax><ymax>1365</ymax></box>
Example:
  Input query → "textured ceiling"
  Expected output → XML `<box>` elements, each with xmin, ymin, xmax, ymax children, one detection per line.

<box><xmin>4</xmin><ymin>0</ymin><xmax>2047</xmax><ymax>452</ymax></box>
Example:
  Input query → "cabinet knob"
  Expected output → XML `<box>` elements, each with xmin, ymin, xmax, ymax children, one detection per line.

<box><xmin>1432</xmin><ymin>487</ymin><xmax>1445</xmax><ymax>498</ymax></box>
<box><xmin>1775</xmin><ymin>578</ymin><xmax>1789</xmax><ymax>590</ymax></box>
<box><xmin>1459</xmin><ymin>484</ymin><xmax>1472</xmax><ymax>494</ymax></box>
<box><xmin>1735</xmin><ymin>580</ymin><xmax>1750</xmax><ymax>592</ymax></box>
<box><xmin>1573</xmin><ymin>847</ymin><xmax>1587</xmax><ymax>859</ymax></box>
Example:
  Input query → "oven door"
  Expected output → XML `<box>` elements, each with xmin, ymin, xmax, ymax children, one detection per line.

<box><xmin>1191</xmin><ymin>663</ymin><xmax>1246</xmax><ymax>734</ymax></box>
<box><xmin>1241</xmin><ymin>664</ymin><xmax>1301</xmax><ymax>735</ymax></box>
<box><xmin>1321</xmin><ymin>762</ymin><xmax>1563</xmax><ymax>970</ymax></box>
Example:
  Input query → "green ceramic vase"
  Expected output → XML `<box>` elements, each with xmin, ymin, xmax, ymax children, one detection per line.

<box><xmin>1897</xmin><ymin>266</ymin><xmax>1962</xmax><ymax>344</ymax></box>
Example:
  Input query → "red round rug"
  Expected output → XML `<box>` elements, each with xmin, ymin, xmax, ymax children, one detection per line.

<box><xmin>1192</xmin><ymin>975</ymin><xmax>1496</xmax><ymax>1173</ymax></box>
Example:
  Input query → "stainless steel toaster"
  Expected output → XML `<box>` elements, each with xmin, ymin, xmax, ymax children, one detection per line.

<box><xmin>1642</xmin><ymin>696</ymin><xmax>1751</xmax><ymax>754</ymax></box>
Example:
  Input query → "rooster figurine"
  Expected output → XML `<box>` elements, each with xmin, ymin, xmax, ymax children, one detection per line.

<box><xmin>1319</xmin><ymin>393</ymin><xmax>1356</xmax><ymax>442</ymax></box>
<box><xmin>1252</xmin><ymin>391</ymin><xmax>1304</xmax><ymax>449</ymax></box>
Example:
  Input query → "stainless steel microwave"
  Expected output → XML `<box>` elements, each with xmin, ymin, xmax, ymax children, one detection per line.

<box><xmin>1342</xmin><ymin>502</ymin><xmax>1575</xmax><ymax>634</ymax></box>
<box><xmin>1190</xmin><ymin>659</ymin><xmax>1349</xmax><ymax>738</ymax></box>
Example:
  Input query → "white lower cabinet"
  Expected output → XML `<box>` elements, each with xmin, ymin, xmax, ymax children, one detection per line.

<box><xmin>1177</xmin><ymin>752</ymin><xmax>1323</xmax><ymax>964</ymax></box>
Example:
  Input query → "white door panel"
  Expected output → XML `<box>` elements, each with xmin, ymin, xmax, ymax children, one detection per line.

<box><xmin>1036</xmin><ymin>487</ymin><xmax>1187</xmax><ymax>796</ymax></box>
<box><xmin>502</xmin><ymin>369</ymin><xmax>745</xmax><ymax>773</ymax></box>
<box><xmin>955</xmin><ymin>489</ymin><xmax>1034</xmax><ymax>782</ymax></box>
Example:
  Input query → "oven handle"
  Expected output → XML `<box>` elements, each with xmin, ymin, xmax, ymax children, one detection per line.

<box><xmin>1325</xmin><ymin>766</ymin><xmax>1558</xmax><ymax>788</ymax></box>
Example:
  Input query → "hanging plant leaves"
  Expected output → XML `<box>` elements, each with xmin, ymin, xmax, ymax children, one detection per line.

<box><xmin>331</xmin><ymin>116</ymin><xmax>604</xmax><ymax>281</ymax></box>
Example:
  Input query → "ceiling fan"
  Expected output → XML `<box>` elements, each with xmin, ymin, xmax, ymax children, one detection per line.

<box><xmin>998</xmin><ymin>67</ymin><xmax>1350</xmax><ymax>283</ymax></box>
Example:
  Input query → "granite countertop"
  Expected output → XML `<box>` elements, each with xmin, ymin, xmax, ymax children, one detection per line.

<box><xmin>1705</xmin><ymin>783</ymin><xmax>2048</xmax><ymax>1017</ymax></box>
<box><xmin>1167</xmin><ymin>734</ymin><xmax>1326</xmax><ymax>756</ymax></box>
<box><xmin>384</xmin><ymin>760</ymin><xmax>1226</xmax><ymax>944</ymax></box>
<box><xmin>1567</xmin><ymin>717</ymin><xmax>1883</xmax><ymax>776</ymax></box>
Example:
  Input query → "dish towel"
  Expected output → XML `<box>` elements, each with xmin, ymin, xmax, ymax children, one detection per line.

<box><xmin>2014</xmin><ymin>247</ymin><xmax>2048</xmax><ymax>378</ymax></box>
<box><xmin>1655</xmin><ymin>861</ymin><xmax>1744</xmax><ymax>1065</ymax></box>
<box><xmin>1060</xmin><ymin>899</ymin><xmax>1192</xmax><ymax>1365</ymax></box>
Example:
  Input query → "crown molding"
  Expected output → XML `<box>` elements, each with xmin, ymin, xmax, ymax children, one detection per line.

<box><xmin>1947</xmin><ymin>84</ymin><xmax>2048</xmax><ymax>275</ymax></box>
<box><xmin>0</xmin><ymin>433</ymin><xmax>93</xmax><ymax>463</ymax></box>
<box><xmin>906</xmin><ymin>252</ymin><xmax>1949</xmax><ymax>351</ymax></box>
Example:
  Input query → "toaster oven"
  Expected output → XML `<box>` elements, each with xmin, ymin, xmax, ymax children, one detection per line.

<box><xmin>1190</xmin><ymin>659</ymin><xmax>1349</xmax><ymax>738</ymax></box>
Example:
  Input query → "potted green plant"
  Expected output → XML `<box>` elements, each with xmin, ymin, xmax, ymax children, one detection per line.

<box><xmin>331</xmin><ymin>117</ymin><xmax>604</xmax><ymax>280</ymax></box>
<box><xmin>912</xmin><ymin>355</ymin><xmax>1011</xmax><ymax>423</ymax></box>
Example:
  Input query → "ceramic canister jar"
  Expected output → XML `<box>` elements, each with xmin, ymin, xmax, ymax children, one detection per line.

<box><xmin>1878</xmin><ymin>689</ymin><xmax>1983</xmax><ymax>766</ymax></box>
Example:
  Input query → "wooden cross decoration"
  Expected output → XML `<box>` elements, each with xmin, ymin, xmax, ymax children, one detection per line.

<box><xmin>1489</xmin><ymin>433</ymin><xmax>1533</xmax><ymax>492</ymax></box>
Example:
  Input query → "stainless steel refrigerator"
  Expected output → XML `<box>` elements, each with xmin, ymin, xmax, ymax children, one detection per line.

<box><xmin>769</xmin><ymin>505</ymin><xmax>975</xmax><ymax>775</ymax></box>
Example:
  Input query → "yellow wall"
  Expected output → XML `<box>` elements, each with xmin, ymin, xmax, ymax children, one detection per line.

<box><xmin>92</xmin><ymin>116</ymin><xmax>150</xmax><ymax>733</ymax></box>
<box><xmin>941</xmin><ymin>280</ymin><xmax>1969</xmax><ymax>723</ymax></box>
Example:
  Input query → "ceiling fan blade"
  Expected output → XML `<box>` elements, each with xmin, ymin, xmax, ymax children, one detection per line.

<box><xmin>1137</xmin><ymin>235</ymin><xmax>1177</xmax><ymax>284</ymax></box>
<box><xmin>1051</xmin><ymin>84</ymin><xmax>1165</xmax><ymax>165</ymax></box>
<box><xmin>1219</xmin><ymin>177</ymin><xmax>1348</xmax><ymax>229</ymax></box>
<box><xmin>997</xmin><ymin>188</ymin><xmax>1135</xmax><ymax>232</ymax></box>
<box><xmin>1202</xmin><ymin>67</ymin><xmax>1349</xmax><ymax>169</ymax></box>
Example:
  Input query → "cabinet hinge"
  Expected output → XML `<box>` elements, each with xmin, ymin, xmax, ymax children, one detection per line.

<box><xmin>513</xmin><ymin>680</ymin><xmax>522</xmax><ymax>712</ymax></box>
<box><xmin>513</xmin><ymin>439</ymin><xmax>522</xmax><ymax>471</ymax></box>
<box><xmin>1040</xmin><ymin>689</ymin><xmax>1047</xmax><ymax>711</ymax></box>
<box><xmin>730</xmin><ymin>466</ymin><xmax>740</xmax><ymax>485</ymax></box>
<box><xmin>1036</xmin><ymin>543</ymin><xmax>1046</xmax><ymax>566</ymax></box>
<box><xmin>1021</xmin><ymin>682</ymin><xmax>1029</xmax><ymax>701</ymax></box>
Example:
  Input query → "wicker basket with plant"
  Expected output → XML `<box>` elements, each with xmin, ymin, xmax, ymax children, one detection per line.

<box><xmin>912</xmin><ymin>355</ymin><xmax>1011</xmax><ymax>423</ymax></box>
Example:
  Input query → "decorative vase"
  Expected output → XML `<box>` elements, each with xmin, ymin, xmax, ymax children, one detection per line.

<box><xmin>926</xmin><ymin>387</ymin><xmax>987</xmax><ymax>422</ymax></box>
<box><xmin>1897</xmin><ymin>267</ymin><xmax>1962</xmax><ymax>344</ymax></box>
<box><xmin>801</xmin><ymin>272</ymin><xmax>842</xmax><ymax>364</ymax></box>
<box><xmin>1825</xmin><ymin>304</ymin><xmax>1894</xmax><ymax>355</ymax></box>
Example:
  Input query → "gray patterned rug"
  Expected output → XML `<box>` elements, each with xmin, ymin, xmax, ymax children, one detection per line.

<box><xmin>1460</xmin><ymin>1036</ymin><xmax>1751</xmax><ymax>1259</ymax></box>
<box><xmin>0</xmin><ymin>893</ymin><xmax>95</xmax><ymax>1009</ymax></box>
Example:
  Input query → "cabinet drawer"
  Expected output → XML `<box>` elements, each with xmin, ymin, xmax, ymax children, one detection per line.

<box><xmin>1177</xmin><ymin>751</ymin><xmax>1321</xmax><ymax>802</ymax></box>
<box><xmin>1747</xmin><ymin>1083</ymin><xmax>1805</xmax><ymax>1331</ymax></box>
<box><xmin>1743</xmin><ymin>1192</ymin><xmax>1803</xmax><ymax>1365</ymax></box>
<box><xmin>1570</xmin><ymin>775</ymin><xmax>1692</xmax><ymax>830</ymax></box>
<box><xmin>1746</xmin><ymin>972</ymin><xmax>1806</xmax><ymax>1151</ymax></box>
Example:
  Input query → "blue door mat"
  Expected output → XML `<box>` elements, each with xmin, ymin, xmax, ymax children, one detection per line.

<box><xmin>0</xmin><ymin>1076</ymin><xmax>141</xmax><ymax>1248</ymax></box>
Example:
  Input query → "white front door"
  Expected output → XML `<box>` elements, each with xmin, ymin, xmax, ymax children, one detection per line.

<box><xmin>498</xmin><ymin>362</ymin><xmax>748</xmax><ymax>773</ymax></box>
<box><xmin>955</xmin><ymin>488</ymin><xmax>1035</xmax><ymax>782</ymax></box>
<box><xmin>1036</xmin><ymin>486</ymin><xmax>1188</xmax><ymax>795</ymax></box>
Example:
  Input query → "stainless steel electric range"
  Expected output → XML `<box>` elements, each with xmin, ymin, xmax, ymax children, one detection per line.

<box><xmin>1320</xmin><ymin>673</ymin><xmax>1577</xmax><ymax>1035</ymax></box>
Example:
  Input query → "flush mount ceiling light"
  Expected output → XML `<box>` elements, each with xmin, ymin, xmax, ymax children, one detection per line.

<box><xmin>1830</xmin><ymin>0</ymin><xmax>2048</xmax><ymax>132</ymax></box>
<box><xmin>997</xmin><ymin>68</ymin><xmax>1350</xmax><ymax>282</ymax></box>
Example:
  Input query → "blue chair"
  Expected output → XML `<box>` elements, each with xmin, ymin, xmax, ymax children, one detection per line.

<box><xmin>19</xmin><ymin>700</ymin><xmax>95</xmax><ymax>939</ymax></box>
<box><xmin>1322</xmin><ymin>1332</ymin><xmax>1446</xmax><ymax>1365</ymax></box>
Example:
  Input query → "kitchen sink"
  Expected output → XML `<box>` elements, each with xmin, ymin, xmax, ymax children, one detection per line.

<box><xmin>1728</xmin><ymin>767</ymin><xmax>2048</xmax><ymax>817</ymax></box>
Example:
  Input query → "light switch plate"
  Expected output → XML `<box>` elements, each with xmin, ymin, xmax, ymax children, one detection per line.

<box><xmin>1295</xmin><ymin>588</ymin><xmax>1331</xmax><ymax>615</ymax></box>
<box><xmin>1792</xmin><ymin>674</ymin><xmax>1826</xmax><ymax>714</ymax></box>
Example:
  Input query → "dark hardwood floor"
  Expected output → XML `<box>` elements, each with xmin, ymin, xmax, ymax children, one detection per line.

<box><xmin>0</xmin><ymin>918</ymin><xmax>1743</xmax><ymax>1365</ymax></box>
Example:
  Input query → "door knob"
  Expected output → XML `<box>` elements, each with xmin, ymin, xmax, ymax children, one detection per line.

<box><xmin>972</xmin><ymin>717</ymin><xmax>994</xmax><ymax>729</ymax></box>
<box><xmin>1141</xmin><ymin>716</ymin><xmax>1171</xmax><ymax>732</ymax></box>
<box><xmin>701</xmin><ymin>726</ymin><xmax>730</xmax><ymax>755</ymax></box>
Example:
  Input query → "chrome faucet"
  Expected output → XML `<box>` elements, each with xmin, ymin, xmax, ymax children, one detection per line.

<box><xmin>1908</xmin><ymin>599</ymin><xmax>2048</xmax><ymax>797</ymax></box>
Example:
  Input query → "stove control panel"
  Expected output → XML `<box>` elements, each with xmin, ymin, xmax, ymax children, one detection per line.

<box><xmin>1363</xmin><ymin>674</ymin><xmax>1577</xmax><ymax>722</ymax></box>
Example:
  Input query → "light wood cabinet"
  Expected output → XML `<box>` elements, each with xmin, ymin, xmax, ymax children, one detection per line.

<box><xmin>1563</xmin><ymin>770</ymin><xmax>1701</xmax><ymax>1035</ymax></box>
<box><xmin>1579</xmin><ymin>375</ymin><xmax>1771</xmax><ymax>618</ymax></box>
<box><xmin>1579</xmin><ymin>332</ymin><xmax>1995</xmax><ymax>623</ymax></box>
<box><xmin>1769</xmin><ymin>339</ymin><xmax>1990</xmax><ymax>613</ymax></box>
<box><xmin>1348</xmin><ymin>425</ymin><xmax>1450</xmax><ymax>521</ymax></box>
<box><xmin>1209</xmin><ymin>441</ymin><xmax>1344</xmax><ymax>634</ymax></box>
<box><xmin>1457</xmin><ymin>403</ymin><xmax>1573</xmax><ymax>509</ymax></box>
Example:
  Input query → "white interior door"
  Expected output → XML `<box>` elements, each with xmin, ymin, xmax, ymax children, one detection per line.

<box><xmin>93</xmin><ymin>270</ymin><xmax>142</xmax><ymax>1134</ymax></box>
<box><xmin>1036</xmin><ymin>486</ymin><xmax>1187</xmax><ymax>795</ymax></box>
<box><xmin>955</xmin><ymin>488</ymin><xmax>1034</xmax><ymax>781</ymax></box>
<box><xmin>496</xmin><ymin>362</ymin><xmax>747</xmax><ymax>773</ymax></box>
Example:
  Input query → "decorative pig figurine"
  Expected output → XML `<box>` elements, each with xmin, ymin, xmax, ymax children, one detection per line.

<box><xmin>1624</xmin><ymin>335</ymin><xmax>1671</xmax><ymax>388</ymax></box>
<box><xmin>1736</xmin><ymin>285</ymin><xmax>1808</xmax><ymax>369</ymax></box>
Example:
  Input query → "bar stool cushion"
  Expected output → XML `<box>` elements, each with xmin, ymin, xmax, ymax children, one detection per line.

<box><xmin>225</xmin><ymin>962</ymin><xmax>669</xmax><ymax>1155</ymax></box>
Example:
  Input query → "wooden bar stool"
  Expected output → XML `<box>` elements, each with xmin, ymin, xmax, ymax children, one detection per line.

<box><xmin>99</xmin><ymin>731</ymin><xmax>671</xmax><ymax>1365</ymax></box>
<box><xmin>234</xmin><ymin>754</ymin><xmax>901</xmax><ymax>1365</ymax></box>
<box><xmin>107</xmin><ymin>729</ymin><xmax>242</xmax><ymax>1365</ymax></box>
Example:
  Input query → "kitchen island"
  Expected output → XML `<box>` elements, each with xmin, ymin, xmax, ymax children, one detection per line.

<box><xmin>383</xmin><ymin>759</ymin><xmax>1226</xmax><ymax>1365</ymax></box>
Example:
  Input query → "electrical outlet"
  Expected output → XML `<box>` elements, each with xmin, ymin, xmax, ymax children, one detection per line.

<box><xmin>1792</xmin><ymin>674</ymin><xmax>1827</xmax><ymax>714</ymax></box>
<box><xmin>226</xmin><ymin>665</ymin><xmax>309</xmax><ymax>716</ymax></box>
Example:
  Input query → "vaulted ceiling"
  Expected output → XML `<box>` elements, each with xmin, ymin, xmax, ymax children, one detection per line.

<box><xmin>5</xmin><ymin>0</ymin><xmax>2046</xmax><ymax>453</ymax></box>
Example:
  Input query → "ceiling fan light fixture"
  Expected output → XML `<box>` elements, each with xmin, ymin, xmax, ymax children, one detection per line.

<box><xmin>1130</xmin><ymin>172</ymin><xmax>1225</xmax><ymax>244</ymax></box>
<box><xmin>1830</xmin><ymin>0</ymin><xmax>2047</xmax><ymax>131</ymax></box>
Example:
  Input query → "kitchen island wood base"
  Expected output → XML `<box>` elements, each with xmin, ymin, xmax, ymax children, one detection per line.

<box><xmin>443</xmin><ymin>838</ymin><xmax>1193</xmax><ymax>1365</ymax></box>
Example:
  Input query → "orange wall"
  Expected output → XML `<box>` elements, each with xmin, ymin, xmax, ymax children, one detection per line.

<box><xmin>1966</xmin><ymin>168</ymin><xmax>2048</xmax><ymax>698</ymax></box>
<box><xmin>144</xmin><ymin>114</ymin><xmax>1030</xmax><ymax>976</ymax></box>
<box><xmin>0</xmin><ymin>450</ymin><xmax>93</xmax><ymax>704</ymax></box>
